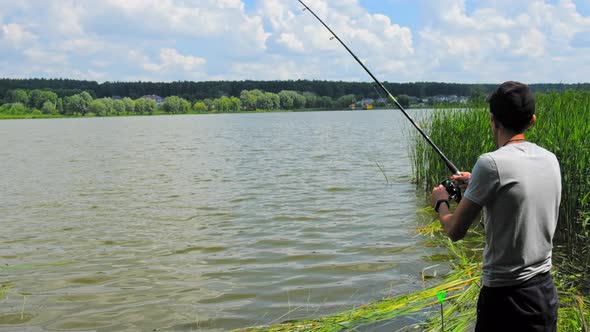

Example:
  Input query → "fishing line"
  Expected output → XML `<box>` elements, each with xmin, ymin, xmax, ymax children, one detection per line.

<box><xmin>298</xmin><ymin>0</ymin><xmax>462</xmax><ymax>201</ymax></box>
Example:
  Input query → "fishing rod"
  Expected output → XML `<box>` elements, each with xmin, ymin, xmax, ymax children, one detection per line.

<box><xmin>298</xmin><ymin>0</ymin><xmax>462</xmax><ymax>202</ymax></box>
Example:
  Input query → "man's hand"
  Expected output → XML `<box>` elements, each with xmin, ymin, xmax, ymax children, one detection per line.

<box><xmin>431</xmin><ymin>185</ymin><xmax>450</xmax><ymax>209</ymax></box>
<box><xmin>451</xmin><ymin>172</ymin><xmax>472</xmax><ymax>191</ymax></box>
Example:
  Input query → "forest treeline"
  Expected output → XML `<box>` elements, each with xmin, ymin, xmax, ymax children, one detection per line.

<box><xmin>0</xmin><ymin>88</ymin><xmax>364</xmax><ymax>117</ymax></box>
<box><xmin>2</xmin><ymin>78</ymin><xmax>589</xmax><ymax>101</ymax></box>
<box><xmin>2</xmin><ymin>78</ymin><xmax>590</xmax><ymax>118</ymax></box>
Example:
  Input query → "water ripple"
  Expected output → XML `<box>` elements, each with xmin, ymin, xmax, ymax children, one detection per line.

<box><xmin>0</xmin><ymin>111</ymin><xmax>448</xmax><ymax>331</ymax></box>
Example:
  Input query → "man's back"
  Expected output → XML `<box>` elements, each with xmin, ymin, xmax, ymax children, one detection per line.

<box><xmin>464</xmin><ymin>142</ymin><xmax>561</xmax><ymax>287</ymax></box>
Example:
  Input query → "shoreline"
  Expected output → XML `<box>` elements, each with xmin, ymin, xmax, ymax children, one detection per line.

<box><xmin>0</xmin><ymin>106</ymin><xmax>468</xmax><ymax>120</ymax></box>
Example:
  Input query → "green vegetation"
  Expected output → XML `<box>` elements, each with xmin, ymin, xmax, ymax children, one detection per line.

<box><xmin>0</xmin><ymin>284</ymin><xmax>9</xmax><ymax>299</ymax></box>
<box><xmin>0</xmin><ymin>87</ymin><xmax>462</xmax><ymax>119</ymax></box>
<box><xmin>5</xmin><ymin>79</ymin><xmax>590</xmax><ymax>120</ymax></box>
<box><xmin>412</xmin><ymin>90</ymin><xmax>590</xmax><ymax>278</ymax></box>
<box><xmin>0</xmin><ymin>89</ymin><xmax>316</xmax><ymax>118</ymax></box>
<box><xmin>410</xmin><ymin>90</ymin><xmax>590</xmax><ymax>329</ymax></box>
<box><xmin>0</xmin><ymin>79</ymin><xmax>492</xmax><ymax>101</ymax></box>
<box><xmin>237</xmin><ymin>90</ymin><xmax>590</xmax><ymax>331</ymax></box>
<box><xmin>3</xmin><ymin>78</ymin><xmax>590</xmax><ymax>101</ymax></box>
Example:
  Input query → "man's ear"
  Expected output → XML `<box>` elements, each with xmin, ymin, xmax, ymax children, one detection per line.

<box><xmin>528</xmin><ymin>114</ymin><xmax>537</xmax><ymax>129</ymax></box>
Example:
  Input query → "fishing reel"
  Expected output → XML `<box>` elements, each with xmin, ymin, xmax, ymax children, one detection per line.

<box><xmin>440</xmin><ymin>178</ymin><xmax>462</xmax><ymax>203</ymax></box>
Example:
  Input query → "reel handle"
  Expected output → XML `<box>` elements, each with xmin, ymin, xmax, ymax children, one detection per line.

<box><xmin>440</xmin><ymin>178</ymin><xmax>462</xmax><ymax>203</ymax></box>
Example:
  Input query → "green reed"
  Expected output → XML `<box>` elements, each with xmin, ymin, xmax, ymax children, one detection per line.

<box><xmin>412</xmin><ymin>91</ymin><xmax>590</xmax><ymax>265</ymax></box>
<box><xmin>532</xmin><ymin>92</ymin><xmax>590</xmax><ymax>253</ymax></box>
<box><xmin>410</xmin><ymin>91</ymin><xmax>590</xmax><ymax>329</ymax></box>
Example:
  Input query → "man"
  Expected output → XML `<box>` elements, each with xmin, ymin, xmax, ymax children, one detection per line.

<box><xmin>430</xmin><ymin>81</ymin><xmax>561</xmax><ymax>331</ymax></box>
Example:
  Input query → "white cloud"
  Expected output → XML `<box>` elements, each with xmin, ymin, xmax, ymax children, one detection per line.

<box><xmin>255</xmin><ymin>0</ymin><xmax>415</xmax><ymax>83</ymax></box>
<box><xmin>128</xmin><ymin>48</ymin><xmax>207</xmax><ymax>80</ymax></box>
<box><xmin>1</xmin><ymin>23</ymin><xmax>36</xmax><ymax>48</ymax></box>
<box><xmin>232</xmin><ymin>61</ymin><xmax>298</xmax><ymax>80</ymax></box>
<box><xmin>277</xmin><ymin>33</ymin><xmax>305</xmax><ymax>52</ymax></box>
<box><xmin>22</xmin><ymin>48</ymin><xmax>68</xmax><ymax>66</ymax></box>
<box><xmin>53</xmin><ymin>3</ymin><xmax>85</xmax><ymax>36</ymax></box>
<box><xmin>100</xmin><ymin>0</ymin><xmax>269</xmax><ymax>49</ymax></box>
<box><xmin>413</xmin><ymin>0</ymin><xmax>590</xmax><ymax>82</ymax></box>
<box><xmin>0</xmin><ymin>0</ymin><xmax>590</xmax><ymax>83</ymax></box>
<box><xmin>59</xmin><ymin>37</ymin><xmax>106</xmax><ymax>55</ymax></box>
<box><xmin>91</xmin><ymin>60</ymin><xmax>111</xmax><ymax>68</ymax></box>
<box><xmin>146</xmin><ymin>48</ymin><xmax>207</xmax><ymax>73</ymax></box>
<box><xmin>513</xmin><ymin>29</ymin><xmax>546</xmax><ymax>57</ymax></box>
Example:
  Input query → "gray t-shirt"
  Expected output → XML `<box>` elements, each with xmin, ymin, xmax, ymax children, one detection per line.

<box><xmin>464</xmin><ymin>142</ymin><xmax>561</xmax><ymax>287</ymax></box>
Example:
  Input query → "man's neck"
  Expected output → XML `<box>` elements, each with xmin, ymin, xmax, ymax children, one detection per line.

<box><xmin>497</xmin><ymin>132</ymin><xmax>526</xmax><ymax>148</ymax></box>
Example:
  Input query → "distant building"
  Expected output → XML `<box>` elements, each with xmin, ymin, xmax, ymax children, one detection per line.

<box><xmin>141</xmin><ymin>94</ymin><xmax>164</xmax><ymax>103</ymax></box>
<box><xmin>357</xmin><ymin>98</ymin><xmax>374</xmax><ymax>106</ymax></box>
<box><xmin>432</xmin><ymin>95</ymin><xmax>468</xmax><ymax>104</ymax></box>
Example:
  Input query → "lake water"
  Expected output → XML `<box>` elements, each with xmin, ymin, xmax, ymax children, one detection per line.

<box><xmin>0</xmin><ymin>110</ymin><xmax>446</xmax><ymax>331</ymax></box>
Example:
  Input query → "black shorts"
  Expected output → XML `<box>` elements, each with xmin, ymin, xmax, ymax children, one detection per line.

<box><xmin>475</xmin><ymin>272</ymin><xmax>558</xmax><ymax>332</ymax></box>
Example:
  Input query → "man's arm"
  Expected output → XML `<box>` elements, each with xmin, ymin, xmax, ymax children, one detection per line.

<box><xmin>431</xmin><ymin>170</ymin><xmax>482</xmax><ymax>241</ymax></box>
<box><xmin>434</xmin><ymin>194</ymin><xmax>482</xmax><ymax>241</ymax></box>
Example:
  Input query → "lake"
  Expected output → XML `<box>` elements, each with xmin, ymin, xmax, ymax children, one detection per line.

<box><xmin>0</xmin><ymin>110</ymin><xmax>446</xmax><ymax>331</ymax></box>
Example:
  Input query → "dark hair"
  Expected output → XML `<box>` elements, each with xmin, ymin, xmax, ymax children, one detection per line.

<box><xmin>486</xmin><ymin>81</ymin><xmax>535</xmax><ymax>133</ymax></box>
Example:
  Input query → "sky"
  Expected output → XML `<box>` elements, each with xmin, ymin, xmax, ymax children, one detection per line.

<box><xmin>1</xmin><ymin>0</ymin><xmax>590</xmax><ymax>83</ymax></box>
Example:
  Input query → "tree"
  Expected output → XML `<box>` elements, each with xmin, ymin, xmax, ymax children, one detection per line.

<box><xmin>214</xmin><ymin>96</ymin><xmax>232</xmax><ymax>112</ymax></box>
<box><xmin>229</xmin><ymin>96</ymin><xmax>241</xmax><ymax>112</ymax></box>
<box><xmin>396</xmin><ymin>94</ymin><xmax>410</xmax><ymax>108</ymax></box>
<box><xmin>193</xmin><ymin>101</ymin><xmax>207</xmax><ymax>113</ymax></box>
<box><xmin>100</xmin><ymin>98</ymin><xmax>115</xmax><ymax>115</ymax></box>
<box><xmin>202</xmin><ymin>98</ymin><xmax>214</xmax><ymax>112</ymax></box>
<box><xmin>292</xmin><ymin>92</ymin><xmax>306</xmax><ymax>109</ymax></box>
<box><xmin>257</xmin><ymin>92</ymin><xmax>279</xmax><ymax>110</ymax></box>
<box><xmin>240</xmin><ymin>90</ymin><xmax>262</xmax><ymax>111</ymax></box>
<box><xmin>41</xmin><ymin>101</ymin><xmax>58</xmax><ymax>115</ymax></box>
<box><xmin>161</xmin><ymin>96</ymin><xmax>191</xmax><ymax>114</ymax></box>
<box><xmin>64</xmin><ymin>92</ymin><xmax>93</xmax><ymax>115</ymax></box>
<box><xmin>78</xmin><ymin>91</ymin><xmax>93</xmax><ymax>115</ymax></box>
<box><xmin>122</xmin><ymin>97</ymin><xmax>135</xmax><ymax>114</ymax></box>
<box><xmin>5</xmin><ymin>103</ymin><xmax>28</xmax><ymax>114</ymax></box>
<box><xmin>335</xmin><ymin>94</ymin><xmax>356</xmax><ymax>108</ymax></box>
<box><xmin>29</xmin><ymin>89</ymin><xmax>44</xmax><ymax>108</ymax></box>
<box><xmin>303</xmin><ymin>92</ymin><xmax>319</xmax><ymax>108</ymax></box>
<box><xmin>7</xmin><ymin>89</ymin><xmax>29</xmax><ymax>105</ymax></box>
<box><xmin>63</xmin><ymin>94</ymin><xmax>82</xmax><ymax>115</ymax></box>
<box><xmin>29</xmin><ymin>90</ymin><xmax>58</xmax><ymax>109</ymax></box>
<box><xmin>56</xmin><ymin>98</ymin><xmax>64</xmax><ymax>114</ymax></box>
<box><xmin>318</xmin><ymin>96</ymin><xmax>333</xmax><ymax>108</ymax></box>
<box><xmin>279</xmin><ymin>90</ymin><xmax>294</xmax><ymax>109</ymax></box>
<box><xmin>113</xmin><ymin>99</ymin><xmax>126</xmax><ymax>115</ymax></box>
<box><xmin>135</xmin><ymin>98</ymin><xmax>156</xmax><ymax>115</ymax></box>
<box><xmin>279</xmin><ymin>90</ymin><xmax>306</xmax><ymax>110</ymax></box>
<box><xmin>89</xmin><ymin>99</ymin><xmax>108</xmax><ymax>116</ymax></box>
<box><xmin>469</xmin><ymin>85</ymin><xmax>487</xmax><ymax>105</ymax></box>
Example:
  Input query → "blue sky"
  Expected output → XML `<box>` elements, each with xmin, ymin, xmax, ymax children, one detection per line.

<box><xmin>1</xmin><ymin>0</ymin><xmax>590</xmax><ymax>83</ymax></box>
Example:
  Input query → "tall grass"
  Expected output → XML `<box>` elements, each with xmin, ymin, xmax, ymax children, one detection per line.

<box><xmin>410</xmin><ymin>91</ymin><xmax>590</xmax><ymax>329</ymax></box>
<box><xmin>410</xmin><ymin>107</ymin><xmax>494</xmax><ymax>190</ymax></box>
<box><xmin>533</xmin><ymin>92</ymin><xmax>590</xmax><ymax>254</ymax></box>
<box><xmin>412</xmin><ymin>91</ymin><xmax>590</xmax><ymax>274</ymax></box>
